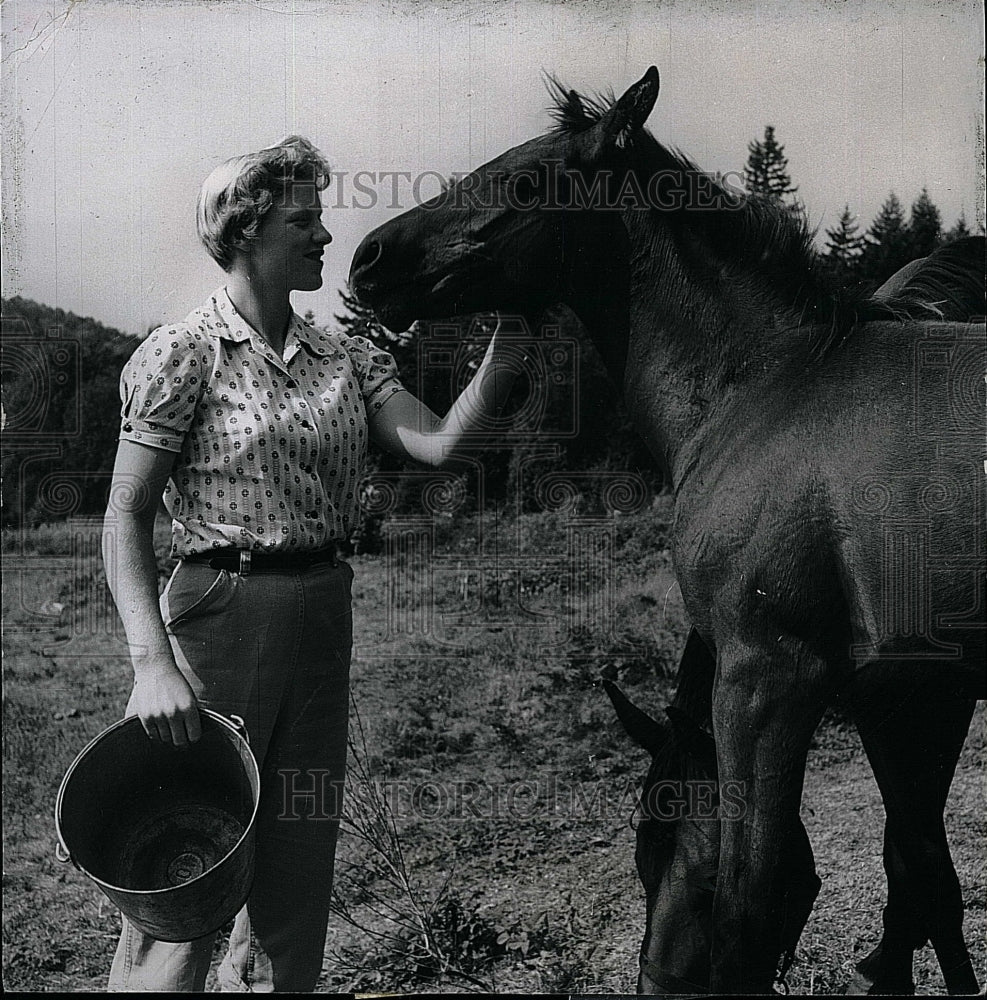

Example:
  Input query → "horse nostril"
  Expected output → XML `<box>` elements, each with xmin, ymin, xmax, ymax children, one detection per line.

<box><xmin>352</xmin><ymin>238</ymin><xmax>383</xmax><ymax>277</ymax></box>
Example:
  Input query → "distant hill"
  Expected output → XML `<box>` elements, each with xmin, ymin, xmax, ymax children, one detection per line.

<box><xmin>1</xmin><ymin>297</ymin><xmax>141</xmax><ymax>525</ymax></box>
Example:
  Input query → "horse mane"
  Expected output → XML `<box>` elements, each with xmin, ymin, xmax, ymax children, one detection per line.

<box><xmin>545</xmin><ymin>74</ymin><xmax>614</xmax><ymax>133</ymax></box>
<box><xmin>545</xmin><ymin>77</ymin><xmax>986</xmax><ymax>361</ymax></box>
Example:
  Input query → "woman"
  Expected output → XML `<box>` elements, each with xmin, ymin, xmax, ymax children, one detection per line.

<box><xmin>102</xmin><ymin>135</ymin><xmax>516</xmax><ymax>992</ymax></box>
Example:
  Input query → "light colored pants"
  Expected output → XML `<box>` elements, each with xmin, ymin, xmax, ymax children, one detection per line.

<box><xmin>108</xmin><ymin>558</ymin><xmax>353</xmax><ymax>992</ymax></box>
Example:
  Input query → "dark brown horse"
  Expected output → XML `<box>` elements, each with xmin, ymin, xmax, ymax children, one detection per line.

<box><xmin>602</xmin><ymin>243</ymin><xmax>986</xmax><ymax>996</ymax></box>
<box><xmin>349</xmin><ymin>67</ymin><xmax>986</xmax><ymax>993</ymax></box>
<box><xmin>605</xmin><ymin>618</ymin><xmax>976</xmax><ymax>995</ymax></box>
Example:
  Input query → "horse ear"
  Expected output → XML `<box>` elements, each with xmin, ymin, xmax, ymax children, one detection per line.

<box><xmin>588</xmin><ymin>66</ymin><xmax>660</xmax><ymax>156</ymax></box>
<box><xmin>603</xmin><ymin>679</ymin><xmax>669</xmax><ymax>755</ymax></box>
<box><xmin>665</xmin><ymin>705</ymin><xmax>717</xmax><ymax>774</ymax></box>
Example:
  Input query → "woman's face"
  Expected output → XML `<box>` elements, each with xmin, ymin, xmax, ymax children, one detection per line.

<box><xmin>249</xmin><ymin>183</ymin><xmax>332</xmax><ymax>292</ymax></box>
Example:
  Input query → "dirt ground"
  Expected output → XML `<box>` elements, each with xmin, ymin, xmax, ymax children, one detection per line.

<box><xmin>3</xmin><ymin>516</ymin><xmax>984</xmax><ymax>994</ymax></box>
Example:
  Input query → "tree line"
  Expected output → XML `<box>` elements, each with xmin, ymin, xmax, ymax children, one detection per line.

<box><xmin>744</xmin><ymin>125</ymin><xmax>977</xmax><ymax>287</ymax></box>
<box><xmin>2</xmin><ymin>126</ymin><xmax>980</xmax><ymax>527</ymax></box>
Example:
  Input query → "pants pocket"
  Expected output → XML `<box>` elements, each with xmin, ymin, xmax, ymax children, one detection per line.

<box><xmin>161</xmin><ymin>563</ymin><xmax>236</xmax><ymax>629</ymax></box>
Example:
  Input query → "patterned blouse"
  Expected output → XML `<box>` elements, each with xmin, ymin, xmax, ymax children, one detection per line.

<box><xmin>118</xmin><ymin>287</ymin><xmax>405</xmax><ymax>556</ymax></box>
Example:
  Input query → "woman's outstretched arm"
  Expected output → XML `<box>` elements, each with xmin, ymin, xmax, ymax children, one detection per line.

<box><xmin>369</xmin><ymin>317</ymin><xmax>523</xmax><ymax>468</ymax></box>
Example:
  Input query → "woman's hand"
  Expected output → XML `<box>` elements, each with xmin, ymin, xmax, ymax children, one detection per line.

<box><xmin>128</xmin><ymin>658</ymin><xmax>202</xmax><ymax>747</ymax></box>
<box><xmin>369</xmin><ymin>312</ymin><xmax>521</xmax><ymax>468</ymax></box>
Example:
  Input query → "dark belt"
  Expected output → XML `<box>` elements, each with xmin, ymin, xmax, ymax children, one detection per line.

<box><xmin>184</xmin><ymin>545</ymin><xmax>339</xmax><ymax>575</ymax></box>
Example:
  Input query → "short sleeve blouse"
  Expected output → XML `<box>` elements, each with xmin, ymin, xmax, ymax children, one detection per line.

<box><xmin>118</xmin><ymin>287</ymin><xmax>405</xmax><ymax>556</ymax></box>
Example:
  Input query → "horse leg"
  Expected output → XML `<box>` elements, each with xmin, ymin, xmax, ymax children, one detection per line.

<box><xmin>707</xmin><ymin>644</ymin><xmax>831</xmax><ymax>994</ymax></box>
<box><xmin>777</xmin><ymin>816</ymin><xmax>822</xmax><ymax>987</ymax></box>
<box><xmin>847</xmin><ymin>828</ymin><xmax>928</xmax><ymax>994</ymax></box>
<box><xmin>855</xmin><ymin>692</ymin><xmax>979</xmax><ymax>995</ymax></box>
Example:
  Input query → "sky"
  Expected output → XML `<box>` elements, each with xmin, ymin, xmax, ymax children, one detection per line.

<box><xmin>2</xmin><ymin>0</ymin><xmax>984</xmax><ymax>337</ymax></box>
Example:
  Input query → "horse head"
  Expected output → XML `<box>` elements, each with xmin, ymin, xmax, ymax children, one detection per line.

<box><xmin>604</xmin><ymin>678</ymin><xmax>717</xmax><ymax>993</ymax></box>
<box><xmin>605</xmin><ymin>679</ymin><xmax>821</xmax><ymax>994</ymax></box>
<box><xmin>349</xmin><ymin>67</ymin><xmax>662</xmax><ymax>377</ymax></box>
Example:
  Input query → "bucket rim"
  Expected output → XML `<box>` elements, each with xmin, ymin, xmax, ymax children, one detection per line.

<box><xmin>54</xmin><ymin>708</ymin><xmax>260</xmax><ymax>897</ymax></box>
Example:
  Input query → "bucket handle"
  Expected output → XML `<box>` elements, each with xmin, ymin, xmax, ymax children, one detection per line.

<box><xmin>55</xmin><ymin>837</ymin><xmax>77</xmax><ymax>868</ymax></box>
<box><xmin>228</xmin><ymin>714</ymin><xmax>249</xmax><ymax>744</ymax></box>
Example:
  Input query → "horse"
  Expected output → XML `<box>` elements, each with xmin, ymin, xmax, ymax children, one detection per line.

<box><xmin>348</xmin><ymin>67</ymin><xmax>986</xmax><ymax>993</ymax></box>
<box><xmin>605</xmin><ymin>622</ymin><xmax>976</xmax><ymax>994</ymax></box>
<box><xmin>599</xmin><ymin>245</ymin><xmax>986</xmax><ymax>996</ymax></box>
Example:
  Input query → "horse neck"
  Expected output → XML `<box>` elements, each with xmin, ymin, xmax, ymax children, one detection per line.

<box><xmin>611</xmin><ymin>206</ymin><xmax>802</xmax><ymax>489</ymax></box>
<box><xmin>562</xmin><ymin>249</ymin><xmax>729</xmax><ymax>485</ymax></box>
<box><xmin>564</xmin><ymin>248</ymin><xmax>632</xmax><ymax>385</ymax></box>
<box><xmin>559</xmin><ymin>149</ymin><xmax>816</xmax><ymax>489</ymax></box>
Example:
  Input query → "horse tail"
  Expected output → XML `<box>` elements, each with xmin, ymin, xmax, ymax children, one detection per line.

<box><xmin>864</xmin><ymin>235</ymin><xmax>986</xmax><ymax>322</ymax></box>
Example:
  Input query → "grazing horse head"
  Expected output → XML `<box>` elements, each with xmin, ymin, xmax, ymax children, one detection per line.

<box><xmin>604</xmin><ymin>662</ymin><xmax>820</xmax><ymax>995</ymax></box>
<box><xmin>604</xmin><ymin>679</ymin><xmax>718</xmax><ymax>993</ymax></box>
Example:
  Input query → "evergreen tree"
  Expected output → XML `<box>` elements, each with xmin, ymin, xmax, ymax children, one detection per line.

<box><xmin>944</xmin><ymin>211</ymin><xmax>971</xmax><ymax>243</ymax></box>
<box><xmin>823</xmin><ymin>205</ymin><xmax>865</xmax><ymax>284</ymax></box>
<box><xmin>908</xmin><ymin>187</ymin><xmax>942</xmax><ymax>258</ymax></box>
<box><xmin>859</xmin><ymin>192</ymin><xmax>913</xmax><ymax>283</ymax></box>
<box><xmin>333</xmin><ymin>285</ymin><xmax>398</xmax><ymax>346</ymax></box>
<box><xmin>744</xmin><ymin>125</ymin><xmax>799</xmax><ymax>208</ymax></box>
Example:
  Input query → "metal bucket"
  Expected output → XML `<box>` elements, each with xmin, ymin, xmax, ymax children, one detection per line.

<box><xmin>55</xmin><ymin>710</ymin><xmax>260</xmax><ymax>942</ymax></box>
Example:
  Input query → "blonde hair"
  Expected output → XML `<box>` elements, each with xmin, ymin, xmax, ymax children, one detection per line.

<box><xmin>196</xmin><ymin>136</ymin><xmax>332</xmax><ymax>270</ymax></box>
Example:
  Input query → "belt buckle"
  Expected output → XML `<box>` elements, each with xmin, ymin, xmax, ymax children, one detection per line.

<box><xmin>239</xmin><ymin>550</ymin><xmax>251</xmax><ymax>576</ymax></box>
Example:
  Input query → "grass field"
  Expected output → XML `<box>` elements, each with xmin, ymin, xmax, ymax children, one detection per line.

<box><xmin>2</xmin><ymin>510</ymin><xmax>984</xmax><ymax>993</ymax></box>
